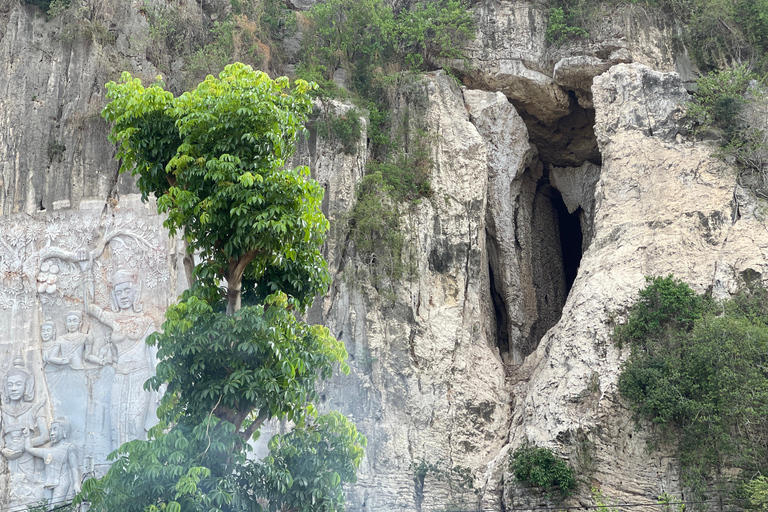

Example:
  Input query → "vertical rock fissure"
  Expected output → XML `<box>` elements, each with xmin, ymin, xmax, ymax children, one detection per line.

<box><xmin>488</xmin><ymin>253</ymin><xmax>510</xmax><ymax>356</ymax></box>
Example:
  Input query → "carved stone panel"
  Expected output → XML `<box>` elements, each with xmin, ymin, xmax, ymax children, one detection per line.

<box><xmin>0</xmin><ymin>201</ymin><xmax>184</xmax><ymax>510</ymax></box>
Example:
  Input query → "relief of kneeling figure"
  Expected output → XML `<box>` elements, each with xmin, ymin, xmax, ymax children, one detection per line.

<box><xmin>1</xmin><ymin>359</ymin><xmax>48</xmax><ymax>507</ymax></box>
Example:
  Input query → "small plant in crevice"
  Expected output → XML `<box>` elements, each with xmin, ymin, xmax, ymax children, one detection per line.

<box><xmin>346</xmin><ymin>171</ymin><xmax>407</xmax><ymax>288</ymax></box>
<box><xmin>688</xmin><ymin>64</ymin><xmax>768</xmax><ymax>199</ymax></box>
<box><xmin>658</xmin><ymin>492</ymin><xmax>687</xmax><ymax>512</ymax></box>
<box><xmin>545</xmin><ymin>7</ymin><xmax>589</xmax><ymax>46</ymax></box>
<box><xmin>345</xmin><ymin>127</ymin><xmax>433</xmax><ymax>293</ymax></box>
<box><xmin>591</xmin><ymin>487</ymin><xmax>620</xmax><ymax>512</ymax></box>
<box><xmin>317</xmin><ymin>108</ymin><xmax>363</xmax><ymax>155</ymax></box>
<box><xmin>410</xmin><ymin>458</ymin><xmax>478</xmax><ymax>510</ymax></box>
<box><xmin>509</xmin><ymin>443</ymin><xmax>577</xmax><ymax>499</ymax></box>
<box><xmin>47</xmin><ymin>139</ymin><xmax>66</xmax><ymax>162</ymax></box>
<box><xmin>616</xmin><ymin>274</ymin><xmax>768</xmax><ymax>499</ymax></box>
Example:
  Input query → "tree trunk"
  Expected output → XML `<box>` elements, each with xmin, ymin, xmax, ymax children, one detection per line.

<box><xmin>225</xmin><ymin>250</ymin><xmax>259</xmax><ymax>315</ymax></box>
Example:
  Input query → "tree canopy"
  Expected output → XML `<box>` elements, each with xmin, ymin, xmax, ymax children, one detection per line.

<box><xmin>76</xmin><ymin>63</ymin><xmax>365</xmax><ymax>512</ymax></box>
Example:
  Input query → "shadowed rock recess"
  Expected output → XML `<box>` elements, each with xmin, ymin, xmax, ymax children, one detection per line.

<box><xmin>2</xmin><ymin>0</ymin><xmax>768</xmax><ymax>510</ymax></box>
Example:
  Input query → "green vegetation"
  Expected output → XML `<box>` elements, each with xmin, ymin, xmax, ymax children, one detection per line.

<box><xmin>545</xmin><ymin>7</ymin><xmax>589</xmax><ymax>45</ymax></box>
<box><xmin>317</xmin><ymin>108</ymin><xmax>364</xmax><ymax>155</ymax></box>
<box><xmin>296</xmin><ymin>0</ymin><xmax>469</xmax><ymax>286</ymax></box>
<box><xmin>410</xmin><ymin>458</ymin><xmax>478</xmax><ymax>511</ymax></box>
<box><xmin>509</xmin><ymin>443</ymin><xmax>577</xmax><ymax>498</ymax></box>
<box><xmin>617</xmin><ymin>275</ymin><xmax>768</xmax><ymax>498</ymax></box>
<box><xmin>747</xmin><ymin>476</ymin><xmax>768</xmax><ymax>511</ymax></box>
<box><xmin>75</xmin><ymin>63</ymin><xmax>366</xmax><ymax>512</ymax></box>
<box><xmin>299</xmin><ymin>0</ymin><xmax>473</xmax><ymax>157</ymax></box>
<box><xmin>688</xmin><ymin>65</ymin><xmax>768</xmax><ymax>198</ymax></box>
<box><xmin>546</xmin><ymin>0</ymin><xmax>768</xmax><ymax>73</ymax></box>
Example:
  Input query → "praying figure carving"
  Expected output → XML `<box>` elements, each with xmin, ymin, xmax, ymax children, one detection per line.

<box><xmin>24</xmin><ymin>417</ymin><xmax>81</xmax><ymax>510</ymax></box>
<box><xmin>1</xmin><ymin>358</ymin><xmax>48</xmax><ymax>507</ymax></box>
<box><xmin>42</xmin><ymin>316</ymin><xmax>88</xmax><ymax>448</ymax></box>
<box><xmin>85</xmin><ymin>269</ymin><xmax>158</xmax><ymax>448</ymax></box>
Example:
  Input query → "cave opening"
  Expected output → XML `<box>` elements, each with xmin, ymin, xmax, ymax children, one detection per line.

<box><xmin>527</xmin><ymin>177</ymin><xmax>586</xmax><ymax>348</ymax></box>
<box><xmin>551</xmin><ymin>189</ymin><xmax>583</xmax><ymax>294</ymax></box>
<box><xmin>484</xmin><ymin>91</ymin><xmax>599</xmax><ymax>364</ymax></box>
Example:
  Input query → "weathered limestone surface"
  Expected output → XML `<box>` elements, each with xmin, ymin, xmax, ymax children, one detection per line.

<box><xmin>317</xmin><ymin>73</ymin><xmax>513</xmax><ymax>511</ymax></box>
<box><xmin>0</xmin><ymin>198</ymin><xmax>186</xmax><ymax>508</ymax></box>
<box><xmin>1</xmin><ymin>0</ymin><xmax>767</xmax><ymax>506</ymax></box>
<box><xmin>463</xmin><ymin>0</ymin><xmax>695</xmax><ymax>118</ymax></box>
<box><xmin>0</xmin><ymin>0</ymin><xmax>160</xmax><ymax>216</ymax></box>
<box><xmin>489</xmin><ymin>63</ymin><xmax>768</xmax><ymax>509</ymax></box>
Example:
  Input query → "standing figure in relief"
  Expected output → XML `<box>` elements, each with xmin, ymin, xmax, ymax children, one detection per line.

<box><xmin>42</xmin><ymin>315</ymin><xmax>88</xmax><ymax>447</ymax></box>
<box><xmin>24</xmin><ymin>417</ymin><xmax>81</xmax><ymax>510</ymax></box>
<box><xmin>1</xmin><ymin>358</ymin><xmax>48</xmax><ymax>506</ymax></box>
<box><xmin>86</xmin><ymin>269</ymin><xmax>158</xmax><ymax>448</ymax></box>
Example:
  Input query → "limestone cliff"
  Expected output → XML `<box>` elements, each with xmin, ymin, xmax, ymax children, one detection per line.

<box><xmin>0</xmin><ymin>0</ymin><xmax>767</xmax><ymax>510</ymax></box>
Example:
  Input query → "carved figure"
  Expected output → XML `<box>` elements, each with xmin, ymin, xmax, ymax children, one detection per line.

<box><xmin>42</xmin><ymin>315</ymin><xmax>88</xmax><ymax>448</ymax></box>
<box><xmin>1</xmin><ymin>358</ymin><xmax>48</xmax><ymax>506</ymax></box>
<box><xmin>24</xmin><ymin>417</ymin><xmax>81</xmax><ymax>510</ymax></box>
<box><xmin>86</xmin><ymin>269</ymin><xmax>158</xmax><ymax>448</ymax></box>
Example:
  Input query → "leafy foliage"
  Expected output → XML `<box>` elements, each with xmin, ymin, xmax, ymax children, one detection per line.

<box><xmin>548</xmin><ymin>0</ymin><xmax>768</xmax><ymax>73</ymax></box>
<box><xmin>141</xmin><ymin>0</ymin><xmax>296</xmax><ymax>89</ymax></box>
<box><xmin>347</xmin><ymin>172</ymin><xmax>406</xmax><ymax>284</ymax></box>
<box><xmin>76</xmin><ymin>63</ymin><xmax>365</xmax><ymax>512</ymax></box>
<box><xmin>686</xmin><ymin>65</ymin><xmax>768</xmax><ymax>198</ymax></box>
<box><xmin>617</xmin><ymin>275</ymin><xmax>768</xmax><ymax>497</ymax></box>
<box><xmin>510</xmin><ymin>443</ymin><xmax>577</xmax><ymax>498</ymax></box>
<box><xmin>545</xmin><ymin>7</ymin><xmax>589</xmax><ymax>45</ymax></box>
<box><xmin>299</xmin><ymin>0</ymin><xmax>473</xmax><ymax>159</ymax></box>
<box><xmin>747</xmin><ymin>476</ymin><xmax>768</xmax><ymax>511</ymax></box>
<box><xmin>613</xmin><ymin>275</ymin><xmax>706</xmax><ymax>349</ymax></box>
<box><xmin>688</xmin><ymin>64</ymin><xmax>761</xmax><ymax>137</ymax></box>
<box><xmin>317</xmin><ymin>108</ymin><xmax>364</xmax><ymax>155</ymax></box>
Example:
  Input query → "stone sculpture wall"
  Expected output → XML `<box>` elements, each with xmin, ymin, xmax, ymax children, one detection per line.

<box><xmin>0</xmin><ymin>199</ymin><xmax>184</xmax><ymax>510</ymax></box>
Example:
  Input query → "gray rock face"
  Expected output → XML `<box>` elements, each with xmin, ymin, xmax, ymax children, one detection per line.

<box><xmin>318</xmin><ymin>73</ymin><xmax>512</xmax><ymax>512</ymax></box>
<box><xmin>1</xmin><ymin>0</ymin><xmax>767</xmax><ymax>509</ymax></box>
<box><xmin>0</xmin><ymin>199</ymin><xmax>185</xmax><ymax>508</ymax></box>
<box><xmin>0</xmin><ymin>0</ymin><xmax>158</xmax><ymax>216</ymax></box>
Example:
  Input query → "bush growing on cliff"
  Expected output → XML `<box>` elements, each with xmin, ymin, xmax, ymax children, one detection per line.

<box><xmin>548</xmin><ymin>0</ymin><xmax>768</xmax><ymax>73</ymax></box>
<box><xmin>617</xmin><ymin>275</ymin><xmax>768</xmax><ymax>498</ymax></box>
<box><xmin>510</xmin><ymin>443</ymin><xmax>577</xmax><ymax>498</ymax></box>
<box><xmin>688</xmin><ymin>65</ymin><xmax>768</xmax><ymax>198</ymax></box>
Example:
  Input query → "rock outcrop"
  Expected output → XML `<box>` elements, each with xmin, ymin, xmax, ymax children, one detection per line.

<box><xmin>1</xmin><ymin>0</ymin><xmax>767</xmax><ymax>509</ymax></box>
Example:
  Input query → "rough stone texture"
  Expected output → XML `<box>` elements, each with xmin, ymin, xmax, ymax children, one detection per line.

<box><xmin>1</xmin><ymin>0</ymin><xmax>767</xmax><ymax>508</ymax></box>
<box><xmin>550</xmin><ymin>161</ymin><xmax>601</xmax><ymax>245</ymax></box>
<box><xmin>0</xmin><ymin>0</ymin><xmax>162</xmax><ymax>216</ymax></box>
<box><xmin>0</xmin><ymin>198</ymin><xmax>186</xmax><ymax>508</ymax></box>
<box><xmin>464</xmin><ymin>89</ymin><xmax>535</xmax><ymax>364</ymax></box>
<box><xmin>486</xmin><ymin>63</ymin><xmax>768</xmax><ymax>510</ymax></box>
<box><xmin>318</xmin><ymin>73</ymin><xmax>512</xmax><ymax>512</ymax></box>
<box><xmin>460</xmin><ymin>0</ymin><xmax>570</xmax><ymax>124</ymax></box>
<box><xmin>462</xmin><ymin>0</ymin><xmax>696</xmax><ymax>121</ymax></box>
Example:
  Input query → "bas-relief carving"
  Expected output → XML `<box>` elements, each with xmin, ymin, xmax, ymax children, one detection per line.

<box><xmin>0</xmin><ymin>209</ymin><xmax>173</xmax><ymax>509</ymax></box>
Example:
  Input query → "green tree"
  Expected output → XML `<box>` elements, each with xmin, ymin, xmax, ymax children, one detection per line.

<box><xmin>76</xmin><ymin>63</ymin><xmax>366</xmax><ymax>512</ymax></box>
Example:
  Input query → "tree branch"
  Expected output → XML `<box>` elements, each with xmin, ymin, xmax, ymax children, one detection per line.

<box><xmin>241</xmin><ymin>408</ymin><xmax>269</xmax><ymax>441</ymax></box>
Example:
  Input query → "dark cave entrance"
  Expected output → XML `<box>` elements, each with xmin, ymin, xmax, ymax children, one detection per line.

<box><xmin>527</xmin><ymin>177</ymin><xmax>585</xmax><ymax>349</ymax></box>
<box><xmin>552</xmin><ymin>188</ymin><xmax>583</xmax><ymax>294</ymax></box>
<box><xmin>485</xmin><ymin>92</ymin><xmax>598</xmax><ymax>364</ymax></box>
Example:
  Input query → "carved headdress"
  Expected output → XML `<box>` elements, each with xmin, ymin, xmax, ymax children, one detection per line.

<box><xmin>66</xmin><ymin>310</ymin><xmax>83</xmax><ymax>321</ymax></box>
<box><xmin>40</xmin><ymin>319</ymin><xmax>56</xmax><ymax>341</ymax></box>
<box><xmin>110</xmin><ymin>268</ymin><xmax>143</xmax><ymax>313</ymax></box>
<box><xmin>4</xmin><ymin>356</ymin><xmax>35</xmax><ymax>403</ymax></box>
